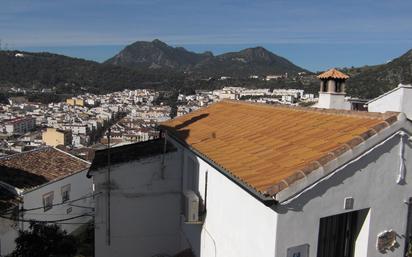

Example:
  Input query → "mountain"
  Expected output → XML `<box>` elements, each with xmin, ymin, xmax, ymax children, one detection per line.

<box><xmin>105</xmin><ymin>39</ymin><xmax>212</xmax><ymax>70</ymax></box>
<box><xmin>345</xmin><ymin>49</ymin><xmax>412</xmax><ymax>98</ymax></box>
<box><xmin>1</xmin><ymin>41</ymin><xmax>411</xmax><ymax>100</ymax></box>
<box><xmin>191</xmin><ymin>47</ymin><xmax>306</xmax><ymax>77</ymax></box>
<box><xmin>105</xmin><ymin>39</ymin><xmax>308</xmax><ymax>77</ymax></box>
<box><xmin>0</xmin><ymin>50</ymin><xmax>180</xmax><ymax>94</ymax></box>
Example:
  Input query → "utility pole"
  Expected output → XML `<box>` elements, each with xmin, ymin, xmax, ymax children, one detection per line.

<box><xmin>106</xmin><ymin>127</ymin><xmax>111</xmax><ymax>246</ymax></box>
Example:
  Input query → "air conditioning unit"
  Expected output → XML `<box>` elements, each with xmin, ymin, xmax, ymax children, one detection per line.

<box><xmin>184</xmin><ymin>190</ymin><xmax>199</xmax><ymax>222</ymax></box>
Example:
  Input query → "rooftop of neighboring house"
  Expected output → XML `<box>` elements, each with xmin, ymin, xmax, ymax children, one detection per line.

<box><xmin>4</xmin><ymin>116</ymin><xmax>35</xmax><ymax>124</ymax></box>
<box><xmin>160</xmin><ymin>100</ymin><xmax>400</xmax><ymax>199</ymax></box>
<box><xmin>0</xmin><ymin>147</ymin><xmax>90</xmax><ymax>190</ymax></box>
<box><xmin>44</xmin><ymin>127</ymin><xmax>71</xmax><ymax>134</ymax></box>
<box><xmin>89</xmin><ymin>138</ymin><xmax>176</xmax><ymax>173</ymax></box>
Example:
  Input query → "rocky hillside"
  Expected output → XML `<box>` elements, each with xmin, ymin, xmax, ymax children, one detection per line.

<box><xmin>345</xmin><ymin>49</ymin><xmax>412</xmax><ymax>98</ymax></box>
<box><xmin>105</xmin><ymin>39</ymin><xmax>308</xmax><ymax>77</ymax></box>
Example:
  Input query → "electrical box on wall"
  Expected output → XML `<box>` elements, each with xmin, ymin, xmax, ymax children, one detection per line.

<box><xmin>184</xmin><ymin>190</ymin><xmax>199</xmax><ymax>223</ymax></box>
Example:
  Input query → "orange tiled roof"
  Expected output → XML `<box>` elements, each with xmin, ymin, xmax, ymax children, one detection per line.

<box><xmin>317</xmin><ymin>68</ymin><xmax>349</xmax><ymax>80</ymax></box>
<box><xmin>160</xmin><ymin>101</ymin><xmax>398</xmax><ymax>196</ymax></box>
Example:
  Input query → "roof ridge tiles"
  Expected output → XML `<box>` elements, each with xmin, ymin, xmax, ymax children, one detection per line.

<box><xmin>0</xmin><ymin>146</ymin><xmax>52</xmax><ymax>161</ymax></box>
<box><xmin>221</xmin><ymin>99</ymin><xmax>399</xmax><ymax>121</ymax></box>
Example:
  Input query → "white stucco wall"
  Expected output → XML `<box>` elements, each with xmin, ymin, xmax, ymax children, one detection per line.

<box><xmin>93</xmin><ymin>152</ymin><xmax>183</xmax><ymax>257</ymax></box>
<box><xmin>22</xmin><ymin>170</ymin><xmax>93</xmax><ymax>234</ymax></box>
<box><xmin>0</xmin><ymin>218</ymin><xmax>18</xmax><ymax>256</ymax></box>
<box><xmin>368</xmin><ymin>85</ymin><xmax>412</xmax><ymax>120</ymax></box>
<box><xmin>178</xmin><ymin>145</ymin><xmax>278</xmax><ymax>257</ymax></box>
<box><xmin>315</xmin><ymin>93</ymin><xmax>351</xmax><ymax>110</ymax></box>
<box><xmin>274</xmin><ymin>131</ymin><xmax>412</xmax><ymax>257</ymax></box>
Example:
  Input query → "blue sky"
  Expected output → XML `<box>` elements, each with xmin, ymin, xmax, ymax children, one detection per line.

<box><xmin>1</xmin><ymin>0</ymin><xmax>412</xmax><ymax>71</ymax></box>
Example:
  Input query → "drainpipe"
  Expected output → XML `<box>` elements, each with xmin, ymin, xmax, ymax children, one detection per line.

<box><xmin>397</xmin><ymin>131</ymin><xmax>407</xmax><ymax>184</ymax></box>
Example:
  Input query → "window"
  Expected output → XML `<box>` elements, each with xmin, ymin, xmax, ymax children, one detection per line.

<box><xmin>61</xmin><ymin>184</ymin><xmax>71</xmax><ymax>203</ymax></box>
<box><xmin>322</xmin><ymin>81</ymin><xmax>328</xmax><ymax>92</ymax></box>
<box><xmin>42</xmin><ymin>192</ymin><xmax>54</xmax><ymax>211</ymax></box>
<box><xmin>336</xmin><ymin>81</ymin><xmax>342</xmax><ymax>93</ymax></box>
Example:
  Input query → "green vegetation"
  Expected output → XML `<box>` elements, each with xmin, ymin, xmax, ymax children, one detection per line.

<box><xmin>7</xmin><ymin>222</ymin><xmax>94</xmax><ymax>257</ymax></box>
<box><xmin>343</xmin><ymin>49</ymin><xmax>412</xmax><ymax>99</ymax></box>
<box><xmin>9</xmin><ymin>222</ymin><xmax>77</xmax><ymax>257</ymax></box>
<box><xmin>0</xmin><ymin>50</ymin><xmax>184</xmax><ymax>95</ymax></box>
<box><xmin>1</xmin><ymin>45</ymin><xmax>411</xmax><ymax>100</ymax></box>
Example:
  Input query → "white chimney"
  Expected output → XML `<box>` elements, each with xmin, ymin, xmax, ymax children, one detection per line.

<box><xmin>314</xmin><ymin>68</ymin><xmax>351</xmax><ymax>110</ymax></box>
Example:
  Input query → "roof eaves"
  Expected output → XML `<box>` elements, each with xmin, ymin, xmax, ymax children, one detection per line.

<box><xmin>273</xmin><ymin>112</ymin><xmax>404</xmax><ymax>203</ymax></box>
<box><xmin>53</xmin><ymin>146</ymin><xmax>91</xmax><ymax>165</ymax></box>
<box><xmin>22</xmin><ymin>167</ymin><xmax>89</xmax><ymax>194</ymax></box>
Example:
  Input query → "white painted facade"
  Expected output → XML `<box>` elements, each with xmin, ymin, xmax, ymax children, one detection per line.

<box><xmin>0</xmin><ymin>219</ymin><xmax>18</xmax><ymax>256</ymax></box>
<box><xmin>273</xmin><ymin>127</ymin><xmax>412</xmax><ymax>257</ymax></box>
<box><xmin>178</xmin><ymin>145</ymin><xmax>278</xmax><ymax>257</ymax></box>
<box><xmin>21</xmin><ymin>169</ymin><xmax>94</xmax><ymax>234</ymax></box>
<box><xmin>315</xmin><ymin>92</ymin><xmax>351</xmax><ymax>110</ymax></box>
<box><xmin>368</xmin><ymin>84</ymin><xmax>412</xmax><ymax>120</ymax></box>
<box><xmin>0</xmin><ymin>169</ymin><xmax>93</xmax><ymax>256</ymax></box>
<box><xmin>5</xmin><ymin>117</ymin><xmax>36</xmax><ymax>135</ymax></box>
<box><xmin>93</xmin><ymin>152</ymin><xmax>183</xmax><ymax>257</ymax></box>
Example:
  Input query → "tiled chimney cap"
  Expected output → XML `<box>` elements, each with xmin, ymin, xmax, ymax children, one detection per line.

<box><xmin>318</xmin><ymin>68</ymin><xmax>349</xmax><ymax>80</ymax></box>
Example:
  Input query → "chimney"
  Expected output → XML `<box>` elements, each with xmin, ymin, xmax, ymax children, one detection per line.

<box><xmin>315</xmin><ymin>68</ymin><xmax>351</xmax><ymax>110</ymax></box>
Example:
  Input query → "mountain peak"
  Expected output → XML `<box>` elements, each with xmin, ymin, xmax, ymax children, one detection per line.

<box><xmin>105</xmin><ymin>39</ymin><xmax>307</xmax><ymax>76</ymax></box>
<box><xmin>151</xmin><ymin>39</ymin><xmax>167</xmax><ymax>46</ymax></box>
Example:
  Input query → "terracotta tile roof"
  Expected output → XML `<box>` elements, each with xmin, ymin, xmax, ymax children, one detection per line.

<box><xmin>317</xmin><ymin>68</ymin><xmax>349</xmax><ymax>80</ymax></box>
<box><xmin>0</xmin><ymin>147</ymin><xmax>90</xmax><ymax>190</ymax></box>
<box><xmin>160</xmin><ymin>100</ymin><xmax>398</xmax><ymax>197</ymax></box>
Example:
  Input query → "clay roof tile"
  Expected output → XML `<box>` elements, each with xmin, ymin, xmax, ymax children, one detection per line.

<box><xmin>160</xmin><ymin>100</ymin><xmax>398</xmax><ymax>196</ymax></box>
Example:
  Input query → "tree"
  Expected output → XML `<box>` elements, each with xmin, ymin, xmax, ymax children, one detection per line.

<box><xmin>9</xmin><ymin>222</ymin><xmax>77</xmax><ymax>257</ymax></box>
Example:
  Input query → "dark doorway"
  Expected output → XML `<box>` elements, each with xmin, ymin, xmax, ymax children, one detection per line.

<box><xmin>317</xmin><ymin>210</ymin><xmax>366</xmax><ymax>257</ymax></box>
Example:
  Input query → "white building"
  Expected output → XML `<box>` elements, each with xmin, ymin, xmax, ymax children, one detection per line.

<box><xmin>62</xmin><ymin>124</ymin><xmax>88</xmax><ymax>135</ymax></box>
<box><xmin>4</xmin><ymin>117</ymin><xmax>36</xmax><ymax>135</ymax></box>
<box><xmin>90</xmin><ymin>99</ymin><xmax>412</xmax><ymax>257</ymax></box>
<box><xmin>266</xmin><ymin>74</ymin><xmax>284</xmax><ymax>80</ymax></box>
<box><xmin>89</xmin><ymin>140</ymin><xmax>182</xmax><ymax>257</ymax></box>
<box><xmin>0</xmin><ymin>147</ymin><xmax>93</xmax><ymax>256</ymax></box>
<box><xmin>367</xmin><ymin>83</ymin><xmax>412</xmax><ymax>120</ymax></box>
